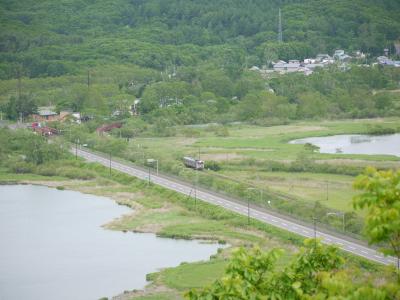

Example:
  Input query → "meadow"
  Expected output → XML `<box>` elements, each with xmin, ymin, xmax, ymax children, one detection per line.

<box><xmin>123</xmin><ymin>118</ymin><xmax>400</xmax><ymax>235</ymax></box>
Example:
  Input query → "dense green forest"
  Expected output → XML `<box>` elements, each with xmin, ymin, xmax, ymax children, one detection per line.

<box><xmin>1</xmin><ymin>0</ymin><xmax>400</xmax><ymax>128</ymax></box>
<box><xmin>2</xmin><ymin>0</ymin><xmax>400</xmax><ymax>78</ymax></box>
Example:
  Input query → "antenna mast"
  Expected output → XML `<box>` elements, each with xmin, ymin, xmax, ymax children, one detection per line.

<box><xmin>278</xmin><ymin>8</ymin><xmax>283</xmax><ymax>43</ymax></box>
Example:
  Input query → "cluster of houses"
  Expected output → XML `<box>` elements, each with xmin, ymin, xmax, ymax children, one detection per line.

<box><xmin>29</xmin><ymin>106</ymin><xmax>130</xmax><ymax>137</ymax></box>
<box><xmin>376</xmin><ymin>56</ymin><xmax>400</xmax><ymax>67</ymax></box>
<box><xmin>29</xmin><ymin>107</ymin><xmax>82</xmax><ymax>136</ymax></box>
<box><xmin>251</xmin><ymin>50</ymin><xmax>365</xmax><ymax>76</ymax></box>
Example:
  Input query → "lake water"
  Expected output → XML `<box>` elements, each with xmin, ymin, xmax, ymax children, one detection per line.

<box><xmin>290</xmin><ymin>134</ymin><xmax>400</xmax><ymax>157</ymax></box>
<box><xmin>0</xmin><ymin>185</ymin><xmax>221</xmax><ymax>300</ymax></box>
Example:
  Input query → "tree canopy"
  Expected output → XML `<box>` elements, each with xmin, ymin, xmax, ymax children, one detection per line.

<box><xmin>187</xmin><ymin>239</ymin><xmax>399</xmax><ymax>300</ymax></box>
<box><xmin>353</xmin><ymin>167</ymin><xmax>400</xmax><ymax>271</ymax></box>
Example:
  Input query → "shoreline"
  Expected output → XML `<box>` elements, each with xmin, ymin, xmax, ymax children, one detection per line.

<box><xmin>0</xmin><ymin>177</ymin><xmax>237</xmax><ymax>300</ymax></box>
<box><xmin>0</xmin><ymin>169</ymin><xmax>386</xmax><ymax>299</ymax></box>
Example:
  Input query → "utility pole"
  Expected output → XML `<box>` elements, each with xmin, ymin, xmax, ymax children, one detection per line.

<box><xmin>342</xmin><ymin>212</ymin><xmax>345</xmax><ymax>232</ymax></box>
<box><xmin>326</xmin><ymin>212</ymin><xmax>346</xmax><ymax>232</ymax></box>
<box><xmin>313</xmin><ymin>217</ymin><xmax>317</xmax><ymax>246</ymax></box>
<box><xmin>246</xmin><ymin>187</ymin><xmax>258</xmax><ymax>225</ymax></box>
<box><xmin>87</xmin><ymin>69</ymin><xmax>91</xmax><ymax>110</ymax></box>
<box><xmin>156</xmin><ymin>160</ymin><xmax>159</xmax><ymax>175</ymax></box>
<box><xmin>75</xmin><ymin>139</ymin><xmax>78</xmax><ymax>159</ymax></box>
<box><xmin>109</xmin><ymin>152</ymin><xmax>112</xmax><ymax>176</ymax></box>
<box><xmin>147</xmin><ymin>159</ymin><xmax>159</xmax><ymax>176</ymax></box>
<box><xmin>87</xmin><ymin>69</ymin><xmax>90</xmax><ymax>89</ymax></box>
<box><xmin>194</xmin><ymin>170</ymin><xmax>198</xmax><ymax>209</ymax></box>
<box><xmin>278</xmin><ymin>8</ymin><xmax>283</xmax><ymax>43</ymax></box>
<box><xmin>17</xmin><ymin>66</ymin><xmax>22</xmax><ymax>100</ymax></box>
<box><xmin>313</xmin><ymin>200</ymin><xmax>318</xmax><ymax>248</ymax></box>
<box><xmin>247</xmin><ymin>197</ymin><xmax>250</xmax><ymax>225</ymax></box>
<box><xmin>148</xmin><ymin>165</ymin><xmax>151</xmax><ymax>186</ymax></box>
<box><xmin>326</xmin><ymin>181</ymin><xmax>329</xmax><ymax>201</ymax></box>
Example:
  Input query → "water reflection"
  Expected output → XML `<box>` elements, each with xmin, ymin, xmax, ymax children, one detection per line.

<box><xmin>290</xmin><ymin>134</ymin><xmax>400</xmax><ymax>157</ymax></box>
<box><xmin>0</xmin><ymin>185</ymin><xmax>221</xmax><ymax>300</ymax></box>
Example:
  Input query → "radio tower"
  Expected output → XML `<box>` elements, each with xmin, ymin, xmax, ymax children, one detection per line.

<box><xmin>278</xmin><ymin>8</ymin><xmax>283</xmax><ymax>43</ymax></box>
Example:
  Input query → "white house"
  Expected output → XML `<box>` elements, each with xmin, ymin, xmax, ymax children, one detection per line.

<box><xmin>273</xmin><ymin>61</ymin><xmax>302</xmax><ymax>73</ymax></box>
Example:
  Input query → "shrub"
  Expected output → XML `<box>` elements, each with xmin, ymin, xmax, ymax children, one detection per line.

<box><xmin>57</xmin><ymin>167</ymin><xmax>96</xmax><ymax>180</ymax></box>
<box><xmin>205</xmin><ymin>161</ymin><xmax>221</xmax><ymax>171</ymax></box>
<box><xmin>214</xmin><ymin>126</ymin><xmax>230</xmax><ymax>137</ymax></box>
<box><xmin>365</xmin><ymin>124</ymin><xmax>397</xmax><ymax>135</ymax></box>
<box><xmin>8</xmin><ymin>160</ymin><xmax>36</xmax><ymax>174</ymax></box>
<box><xmin>181</xmin><ymin>127</ymin><xmax>201</xmax><ymax>138</ymax></box>
<box><xmin>36</xmin><ymin>165</ymin><xmax>59</xmax><ymax>176</ymax></box>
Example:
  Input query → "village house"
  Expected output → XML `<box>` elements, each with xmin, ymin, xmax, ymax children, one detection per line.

<box><xmin>305</xmin><ymin>63</ymin><xmax>325</xmax><ymax>70</ymax></box>
<box><xmin>377</xmin><ymin>56</ymin><xmax>400</xmax><ymax>67</ymax></box>
<box><xmin>31</xmin><ymin>106</ymin><xmax>83</xmax><ymax>123</ymax></box>
<box><xmin>353</xmin><ymin>50</ymin><xmax>366</xmax><ymax>59</ymax></box>
<box><xmin>315</xmin><ymin>54</ymin><xmax>333</xmax><ymax>62</ymax></box>
<box><xmin>273</xmin><ymin>60</ymin><xmax>301</xmax><ymax>73</ymax></box>
<box><xmin>31</xmin><ymin>107</ymin><xmax>58</xmax><ymax>122</ymax></box>
<box><xmin>334</xmin><ymin>49</ymin><xmax>352</xmax><ymax>62</ymax></box>
<box><xmin>251</xmin><ymin>50</ymin><xmax>350</xmax><ymax>77</ymax></box>
<box><xmin>31</xmin><ymin>107</ymin><xmax>70</xmax><ymax>122</ymax></box>
<box><xmin>130</xmin><ymin>99</ymin><xmax>140</xmax><ymax>116</ymax></box>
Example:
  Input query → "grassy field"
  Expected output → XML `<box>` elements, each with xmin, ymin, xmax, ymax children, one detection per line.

<box><xmin>134</xmin><ymin>118</ymin><xmax>400</xmax><ymax>161</ymax></box>
<box><xmin>193</xmin><ymin>119</ymin><xmax>400</xmax><ymax>161</ymax></box>
<box><xmin>130</xmin><ymin>118</ymin><xmax>400</xmax><ymax>219</ymax></box>
<box><xmin>219</xmin><ymin>170</ymin><xmax>357</xmax><ymax>211</ymax></box>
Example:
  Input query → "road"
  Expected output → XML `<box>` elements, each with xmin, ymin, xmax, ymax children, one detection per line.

<box><xmin>75</xmin><ymin>147</ymin><xmax>397</xmax><ymax>266</ymax></box>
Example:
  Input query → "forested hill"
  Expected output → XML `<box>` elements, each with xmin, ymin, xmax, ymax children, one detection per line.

<box><xmin>1</xmin><ymin>0</ymin><xmax>400</xmax><ymax>79</ymax></box>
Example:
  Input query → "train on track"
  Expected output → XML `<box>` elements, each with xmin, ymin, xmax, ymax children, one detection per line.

<box><xmin>183</xmin><ymin>156</ymin><xmax>204</xmax><ymax>170</ymax></box>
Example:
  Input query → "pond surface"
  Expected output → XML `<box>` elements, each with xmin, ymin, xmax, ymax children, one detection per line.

<box><xmin>0</xmin><ymin>185</ymin><xmax>221</xmax><ymax>300</ymax></box>
<box><xmin>290</xmin><ymin>134</ymin><xmax>400</xmax><ymax>157</ymax></box>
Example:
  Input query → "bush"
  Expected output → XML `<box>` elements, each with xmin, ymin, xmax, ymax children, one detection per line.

<box><xmin>181</xmin><ymin>127</ymin><xmax>202</xmax><ymax>138</ymax></box>
<box><xmin>8</xmin><ymin>160</ymin><xmax>36</xmax><ymax>174</ymax></box>
<box><xmin>205</xmin><ymin>161</ymin><xmax>221</xmax><ymax>171</ymax></box>
<box><xmin>36</xmin><ymin>165</ymin><xmax>59</xmax><ymax>177</ymax></box>
<box><xmin>214</xmin><ymin>126</ymin><xmax>230</xmax><ymax>137</ymax></box>
<box><xmin>365</xmin><ymin>124</ymin><xmax>397</xmax><ymax>135</ymax></box>
<box><xmin>57</xmin><ymin>167</ymin><xmax>96</xmax><ymax>180</ymax></box>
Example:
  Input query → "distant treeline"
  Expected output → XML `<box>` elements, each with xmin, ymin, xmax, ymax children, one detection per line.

<box><xmin>1</xmin><ymin>0</ymin><xmax>400</xmax><ymax>79</ymax></box>
<box><xmin>1</xmin><ymin>0</ymin><xmax>400</xmax><ymax>127</ymax></box>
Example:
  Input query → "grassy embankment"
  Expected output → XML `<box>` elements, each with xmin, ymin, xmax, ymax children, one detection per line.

<box><xmin>0</xmin><ymin>154</ymin><xmax>389</xmax><ymax>300</ymax></box>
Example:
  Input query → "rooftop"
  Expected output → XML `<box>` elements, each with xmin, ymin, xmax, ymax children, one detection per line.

<box><xmin>37</xmin><ymin>106</ymin><xmax>57</xmax><ymax>116</ymax></box>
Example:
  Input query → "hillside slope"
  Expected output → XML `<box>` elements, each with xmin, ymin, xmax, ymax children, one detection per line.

<box><xmin>1</xmin><ymin>0</ymin><xmax>400</xmax><ymax>79</ymax></box>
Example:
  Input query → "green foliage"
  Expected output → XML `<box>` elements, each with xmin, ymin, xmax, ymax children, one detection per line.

<box><xmin>205</xmin><ymin>161</ymin><xmax>221</xmax><ymax>172</ymax></box>
<box><xmin>259</xmin><ymin>41</ymin><xmax>313</xmax><ymax>65</ymax></box>
<box><xmin>187</xmin><ymin>239</ymin><xmax>398</xmax><ymax>299</ymax></box>
<box><xmin>186</xmin><ymin>239</ymin><xmax>345</xmax><ymax>299</ymax></box>
<box><xmin>365</xmin><ymin>124</ymin><xmax>398</xmax><ymax>135</ymax></box>
<box><xmin>0</xmin><ymin>129</ymin><xmax>66</xmax><ymax>165</ymax></box>
<box><xmin>353</xmin><ymin>167</ymin><xmax>400</xmax><ymax>265</ymax></box>
<box><xmin>3</xmin><ymin>94</ymin><xmax>37</xmax><ymax>120</ymax></box>
<box><xmin>1</xmin><ymin>0</ymin><xmax>400</xmax><ymax>128</ymax></box>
